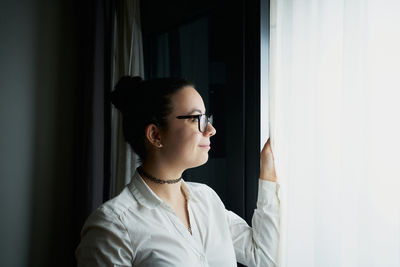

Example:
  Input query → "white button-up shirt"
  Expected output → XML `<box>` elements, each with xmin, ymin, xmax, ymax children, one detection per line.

<box><xmin>76</xmin><ymin>170</ymin><xmax>280</xmax><ymax>267</ymax></box>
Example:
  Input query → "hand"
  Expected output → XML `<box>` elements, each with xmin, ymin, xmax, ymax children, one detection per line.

<box><xmin>260</xmin><ymin>138</ymin><xmax>277</xmax><ymax>182</ymax></box>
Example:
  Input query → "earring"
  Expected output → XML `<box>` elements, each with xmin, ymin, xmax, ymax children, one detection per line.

<box><xmin>158</xmin><ymin>143</ymin><xmax>163</xmax><ymax>148</ymax></box>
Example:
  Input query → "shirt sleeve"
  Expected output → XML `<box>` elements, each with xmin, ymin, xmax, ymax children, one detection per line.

<box><xmin>226</xmin><ymin>179</ymin><xmax>280</xmax><ymax>267</ymax></box>
<box><xmin>75</xmin><ymin>209</ymin><xmax>134</xmax><ymax>267</ymax></box>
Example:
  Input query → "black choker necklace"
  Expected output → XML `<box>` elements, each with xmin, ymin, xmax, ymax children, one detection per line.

<box><xmin>138</xmin><ymin>166</ymin><xmax>182</xmax><ymax>184</ymax></box>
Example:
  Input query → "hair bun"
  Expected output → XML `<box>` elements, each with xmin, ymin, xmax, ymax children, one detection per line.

<box><xmin>111</xmin><ymin>76</ymin><xmax>143</xmax><ymax>113</ymax></box>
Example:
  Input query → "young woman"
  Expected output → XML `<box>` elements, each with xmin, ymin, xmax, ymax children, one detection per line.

<box><xmin>76</xmin><ymin>76</ymin><xmax>280</xmax><ymax>267</ymax></box>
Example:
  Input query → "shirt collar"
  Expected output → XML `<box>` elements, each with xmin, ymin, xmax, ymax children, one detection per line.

<box><xmin>128</xmin><ymin>168</ymin><xmax>196</xmax><ymax>209</ymax></box>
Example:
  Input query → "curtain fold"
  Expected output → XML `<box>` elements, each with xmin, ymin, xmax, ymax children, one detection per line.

<box><xmin>73</xmin><ymin>0</ymin><xmax>114</xmax><ymax>262</ymax></box>
<box><xmin>270</xmin><ymin>0</ymin><xmax>400</xmax><ymax>266</ymax></box>
<box><xmin>111</xmin><ymin>0</ymin><xmax>144</xmax><ymax>196</ymax></box>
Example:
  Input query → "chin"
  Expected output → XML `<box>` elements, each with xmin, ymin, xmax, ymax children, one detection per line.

<box><xmin>188</xmin><ymin>154</ymin><xmax>209</xmax><ymax>169</ymax></box>
<box><xmin>198</xmin><ymin>154</ymin><xmax>209</xmax><ymax>166</ymax></box>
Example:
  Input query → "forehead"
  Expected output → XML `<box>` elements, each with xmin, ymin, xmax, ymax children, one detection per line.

<box><xmin>170</xmin><ymin>86</ymin><xmax>206</xmax><ymax>115</ymax></box>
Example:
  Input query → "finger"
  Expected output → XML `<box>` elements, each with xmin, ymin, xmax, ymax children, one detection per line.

<box><xmin>263</xmin><ymin>138</ymin><xmax>272</xmax><ymax>152</ymax></box>
<box><xmin>262</xmin><ymin>138</ymin><xmax>270</xmax><ymax>148</ymax></box>
<box><xmin>262</xmin><ymin>141</ymin><xmax>275</xmax><ymax>161</ymax></box>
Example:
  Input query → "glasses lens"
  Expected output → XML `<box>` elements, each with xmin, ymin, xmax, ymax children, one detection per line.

<box><xmin>200</xmin><ymin>115</ymin><xmax>213</xmax><ymax>132</ymax></box>
<box><xmin>200</xmin><ymin>115</ymin><xmax>207</xmax><ymax>132</ymax></box>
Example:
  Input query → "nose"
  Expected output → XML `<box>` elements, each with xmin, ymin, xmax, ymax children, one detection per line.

<box><xmin>204</xmin><ymin>122</ymin><xmax>216</xmax><ymax>137</ymax></box>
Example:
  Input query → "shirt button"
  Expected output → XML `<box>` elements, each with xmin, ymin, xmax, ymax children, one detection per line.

<box><xmin>199</xmin><ymin>255</ymin><xmax>205</xmax><ymax>261</ymax></box>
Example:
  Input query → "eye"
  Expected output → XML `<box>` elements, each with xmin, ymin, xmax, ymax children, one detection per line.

<box><xmin>191</xmin><ymin>117</ymin><xmax>199</xmax><ymax>122</ymax></box>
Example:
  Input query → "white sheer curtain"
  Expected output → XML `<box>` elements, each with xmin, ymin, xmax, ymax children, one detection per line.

<box><xmin>111</xmin><ymin>0</ymin><xmax>144</xmax><ymax>196</ymax></box>
<box><xmin>270</xmin><ymin>0</ymin><xmax>400</xmax><ymax>266</ymax></box>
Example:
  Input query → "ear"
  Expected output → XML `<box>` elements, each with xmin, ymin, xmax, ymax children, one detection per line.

<box><xmin>145</xmin><ymin>124</ymin><xmax>163</xmax><ymax>148</ymax></box>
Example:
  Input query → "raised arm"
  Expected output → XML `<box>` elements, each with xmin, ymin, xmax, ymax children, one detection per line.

<box><xmin>227</xmin><ymin>138</ymin><xmax>280</xmax><ymax>267</ymax></box>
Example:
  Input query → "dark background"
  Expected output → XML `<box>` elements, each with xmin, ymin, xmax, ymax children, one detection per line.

<box><xmin>0</xmin><ymin>0</ymin><xmax>266</xmax><ymax>266</ymax></box>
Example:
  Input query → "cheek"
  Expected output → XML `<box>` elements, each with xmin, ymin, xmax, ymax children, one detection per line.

<box><xmin>167</xmin><ymin>129</ymin><xmax>200</xmax><ymax>155</ymax></box>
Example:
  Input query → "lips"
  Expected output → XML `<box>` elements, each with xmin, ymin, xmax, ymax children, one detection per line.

<box><xmin>199</xmin><ymin>143</ymin><xmax>210</xmax><ymax>146</ymax></box>
<box><xmin>199</xmin><ymin>143</ymin><xmax>211</xmax><ymax>148</ymax></box>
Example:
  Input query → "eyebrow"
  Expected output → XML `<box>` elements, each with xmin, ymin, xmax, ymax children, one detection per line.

<box><xmin>188</xmin><ymin>108</ymin><xmax>205</xmax><ymax>114</ymax></box>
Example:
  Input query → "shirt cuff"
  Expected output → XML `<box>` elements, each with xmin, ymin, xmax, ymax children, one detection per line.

<box><xmin>257</xmin><ymin>179</ymin><xmax>280</xmax><ymax>207</ymax></box>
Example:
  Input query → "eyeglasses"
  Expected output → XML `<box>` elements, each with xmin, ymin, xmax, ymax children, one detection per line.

<box><xmin>176</xmin><ymin>114</ymin><xmax>213</xmax><ymax>133</ymax></box>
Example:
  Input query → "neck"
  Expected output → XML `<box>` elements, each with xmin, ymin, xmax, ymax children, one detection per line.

<box><xmin>140</xmin><ymin>161</ymin><xmax>185</xmax><ymax>203</ymax></box>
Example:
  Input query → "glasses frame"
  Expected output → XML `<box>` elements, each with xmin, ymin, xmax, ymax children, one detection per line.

<box><xmin>176</xmin><ymin>114</ymin><xmax>213</xmax><ymax>133</ymax></box>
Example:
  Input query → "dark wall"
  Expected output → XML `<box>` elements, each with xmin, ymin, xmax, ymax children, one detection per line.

<box><xmin>0</xmin><ymin>0</ymin><xmax>76</xmax><ymax>265</ymax></box>
<box><xmin>141</xmin><ymin>0</ymin><xmax>215</xmax><ymax>36</ymax></box>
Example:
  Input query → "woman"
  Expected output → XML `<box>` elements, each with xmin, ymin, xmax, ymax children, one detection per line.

<box><xmin>76</xmin><ymin>76</ymin><xmax>280</xmax><ymax>267</ymax></box>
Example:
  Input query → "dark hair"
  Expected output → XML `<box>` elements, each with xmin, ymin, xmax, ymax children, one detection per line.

<box><xmin>110</xmin><ymin>76</ymin><xmax>194</xmax><ymax>163</ymax></box>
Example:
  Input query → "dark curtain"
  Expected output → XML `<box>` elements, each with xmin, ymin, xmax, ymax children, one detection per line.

<box><xmin>72</xmin><ymin>0</ymin><xmax>114</xmax><ymax>264</ymax></box>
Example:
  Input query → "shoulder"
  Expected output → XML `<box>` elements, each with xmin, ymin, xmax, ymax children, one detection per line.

<box><xmin>82</xmin><ymin>187</ymin><xmax>136</xmax><ymax>231</ymax></box>
<box><xmin>77</xmin><ymin>188</ymin><xmax>135</xmax><ymax>265</ymax></box>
